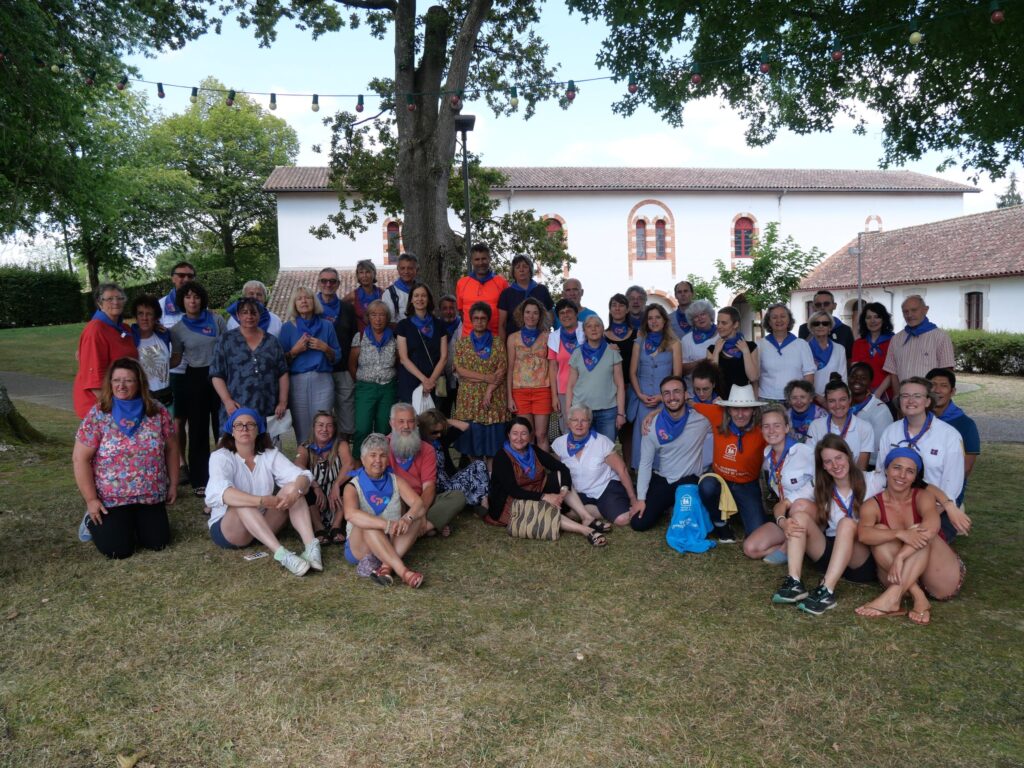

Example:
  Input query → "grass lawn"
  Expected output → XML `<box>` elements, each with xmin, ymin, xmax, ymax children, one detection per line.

<box><xmin>0</xmin><ymin>323</ymin><xmax>83</xmax><ymax>381</ymax></box>
<box><xmin>0</xmin><ymin>400</ymin><xmax>1022</xmax><ymax>767</ymax></box>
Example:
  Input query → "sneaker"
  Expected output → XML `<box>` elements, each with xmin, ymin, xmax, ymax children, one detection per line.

<box><xmin>798</xmin><ymin>584</ymin><xmax>837</xmax><ymax>615</ymax></box>
<box><xmin>78</xmin><ymin>512</ymin><xmax>92</xmax><ymax>543</ymax></box>
<box><xmin>762</xmin><ymin>548</ymin><xmax>788</xmax><ymax>565</ymax></box>
<box><xmin>302</xmin><ymin>540</ymin><xmax>323</xmax><ymax>572</ymax></box>
<box><xmin>771</xmin><ymin>576</ymin><xmax>808</xmax><ymax>604</ymax></box>
<box><xmin>711</xmin><ymin>522</ymin><xmax>737</xmax><ymax>544</ymax></box>
<box><xmin>275</xmin><ymin>547</ymin><xmax>310</xmax><ymax>576</ymax></box>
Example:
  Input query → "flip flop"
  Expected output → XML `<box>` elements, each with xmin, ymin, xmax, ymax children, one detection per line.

<box><xmin>588</xmin><ymin>520</ymin><xmax>613</xmax><ymax>534</ymax></box>
<box><xmin>908</xmin><ymin>609</ymin><xmax>931</xmax><ymax>626</ymax></box>
<box><xmin>401</xmin><ymin>570</ymin><xmax>424</xmax><ymax>589</ymax></box>
<box><xmin>586</xmin><ymin>531</ymin><xmax>608</xmax><ymax>548</ymax></box>
<box><xmin>855</xmin><ymin>605</ymin><xmax>907</xmax><ymax>619</ymax></box>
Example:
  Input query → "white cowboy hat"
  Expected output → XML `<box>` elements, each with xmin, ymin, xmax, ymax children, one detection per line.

<box><xmin>717</xmin><ymin>384</ymin><xmax>766</xmax><ymax>408</ymax></box>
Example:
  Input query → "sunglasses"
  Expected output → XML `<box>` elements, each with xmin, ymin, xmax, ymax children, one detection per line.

<box><xmin>811</xmin><ymin>321</ymin><xmax>831</xmax><ymax>327</ymax></box>
<box><xmin>319</xmin><ymin>278</ymin><xmax>339</xmax><ymax>285</ymax></box>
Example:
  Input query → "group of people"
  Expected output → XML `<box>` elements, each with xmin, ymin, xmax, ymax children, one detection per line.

<box><xmin>71</xmin><ymin>255</ymin><xmax>978</xmax><ymax>619</ymax></box>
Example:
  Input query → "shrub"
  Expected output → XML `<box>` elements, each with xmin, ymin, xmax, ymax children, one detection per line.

<box><xmin>949</xmin><ymin>330</ymin><xmax>1024</xmax><ymax>376</ymax></box>
<box><xmin>201</xmin><ymin>267</ymin><xmax>237</xmax><ymax>309</ymax></box>
<box><xmin>0</xmin><ymin>266</ymin><xmax>85</xmax><ymax>327</ymax></box>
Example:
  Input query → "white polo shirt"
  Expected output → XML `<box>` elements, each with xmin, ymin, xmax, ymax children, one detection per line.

<box><xmin>850</xmin><ymin>395</ymin><xmax>894</xmax><ymax>465</ymax></box>
<box><xmin>762</xmin><ymin>441</ymin><xmax>815</xmax><ymax>503</ymax></box>
<box><xmin>807</xmin><ymin>413</ymin><xmax>876</xmax><ymax>460</ymax></box>
<box><xmin>552</xmin><ymin>432</ymin><xmax>618</xmax><ymax>499</ymax></box>
<box><xmin>877</xmin><ymin>417</ymin><xmax>965</xmax><ymax>503</ymax></box>
<box><xmin>757</xmin><ymin>335</ymin><xmax>816</xmax><ymax>400</ymax></box>
<box><xmin>825</xmin><ymin>471</ymin><xmax>886</xmax><ymax>537</ymax></box>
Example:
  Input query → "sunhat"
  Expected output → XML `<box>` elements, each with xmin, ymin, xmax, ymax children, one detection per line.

<box><xmin>717</xmin><ymin>384</ymin><xmax>766</xmax><ymax>408</ymax></box>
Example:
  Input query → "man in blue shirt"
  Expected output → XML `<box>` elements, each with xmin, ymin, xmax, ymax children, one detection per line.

<box><xmin>927</xmin><ymin>368</ymin><xmax>980</xmax><ymax>506</ymax></box>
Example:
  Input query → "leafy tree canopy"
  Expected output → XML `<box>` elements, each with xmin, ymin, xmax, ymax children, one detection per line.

<box><xmin>997</xmin><ymin>172</ymin><xmax>1022</xmax><ymax>208</ymax></box>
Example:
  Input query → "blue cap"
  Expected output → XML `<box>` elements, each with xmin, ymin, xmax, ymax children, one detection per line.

<box><xmin>222</xmin><ymin>407</ymin><xmax>266</xmax><ymax>436</ymax></box>
<box><xmin>883</xmin><ymin>446</ymin><xmax>923</xmax><ymax>474</ymax></box>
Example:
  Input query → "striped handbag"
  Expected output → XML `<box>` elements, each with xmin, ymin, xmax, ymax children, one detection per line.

<box><xmin>506</xmin><ymin>499</ymin><xmax>561</xmax><ymax>541</ymax></box>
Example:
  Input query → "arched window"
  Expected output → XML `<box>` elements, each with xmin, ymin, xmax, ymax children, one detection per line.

<box><xmin>966</xmin><ymin>291</ymin><xmax>983</xmax><ymax>329</ymax></box>
<box><xmin>734</xmin><ymin>217</ymin><xmax>754</xmax><ymax>259</ymax></box>
<box><xmin>655</xmin><ymin>219</ymin><xmax>666</xmax><ymax>260</ymax></box>
<box><xmin>386</xmin><ymin>221</ymin><xmax>401</xmax><ymax>264</ymax></box>
<box><xmin>636</xmin><ymin>221</ymin><xmax>647</xmax><ymax>260</ymax></box>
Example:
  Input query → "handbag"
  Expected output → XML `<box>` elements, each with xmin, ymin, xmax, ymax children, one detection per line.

<box><xmin>418</xmin><ymin>325</ymin><xmax>446</xmax><ymax>399</ymax></box>
<box><xmin>411</xmin><ymin>385</ymin><xmax>435</xmax><ymax>415</ymax></box>
<box><xmin>506</xmin><ymin>498</ymin><xmax>561</xmax><ymax>540</ymax></box>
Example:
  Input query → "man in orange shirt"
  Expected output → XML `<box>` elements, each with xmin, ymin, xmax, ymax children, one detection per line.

<box><xmin>456</xmin><ymin>243</ymin><xmax>509</xmax><ymax>340</ymax></box>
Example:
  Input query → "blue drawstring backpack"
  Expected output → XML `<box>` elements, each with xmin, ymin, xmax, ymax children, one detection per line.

<box><xmin>665</xmin><ymin>483</ymin><xmax>716</xmax><ymax>554</ymax></box>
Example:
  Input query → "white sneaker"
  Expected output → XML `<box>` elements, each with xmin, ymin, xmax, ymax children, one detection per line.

<box><xmin>302</xmin><ymin>540</ymin><xmax>323</xmax><ymax>571</ymax></box>
<box><xmin>275</xmin><ymin>547</ymin><xmax>310</xmax><ymax>576</ymax></box>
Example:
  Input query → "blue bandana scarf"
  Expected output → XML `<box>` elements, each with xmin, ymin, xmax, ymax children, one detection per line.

<box><xmin>296</xmin><ymin>314</ymin><xmax>325</xmax><ymax>340</ymax></box>
<box><xmin>410</xmin><ymin>313</ymin><xmax>434</xmax><ymax>339</ymax></box>
<box><xmin>130</xmin><ymin>325</ymin><xmax>171</xmax><ymax>349</ymax></box>
<box><xmin>903</xmin><ymin>412</ymin><xmax>934</xmax><ymax>449</ymax></box>
<box><xmin>367</xmin><ymin>327</ymin><xmax>394</xmax><ymax>350</ymax></box>
<box><xmin>392</xmin><ymin>278</ymin><xmax>414</xmax><ymax>294</ymax></box>
<box><xmin>504</xmin><ymin>441</ymin><xmax>537</xmax><ymax>479</ymax></box>
<box><xmin>867</xmin><ymin>332</ymin><xmax>893</xmax><ymax>358</ymax></box>
<box><xmin>471</xmin><ymin>270</ymin><xmax>495</xmax><ymax>285</ymax></box>
<box><xmin>768</xmin><ymin>437</ymin><xmax>798</xmax><ymax>493</ymax></box>
<box><xmin>226</xmin><ymin>300</ymin><xmax>271</xmax><ymax>331</ymax></box>
<box><xmin>394</xmin><ymin>451</ymin><xmax>416</xmax><ymax>472</ymax></box>
<box><xmin>580</xmin><ymin>339</ymin><xmax>608</xmax><ymax>371</ymax></box>
<box><xmin>850</xmin><ymin>395</ymin><xmax>872</xmax><ymax>417</ymax></box>
<box><xmin>441</xmin><ymin>317</ymin><xmax>460</xmax><ymax>339</ymax></box>
<box><xmin>111</xmin><ymin>396</ymin><xmax>145</xmax><ymax>438</ymax></box>
<box><xmin>92</xmin><ymin>310</ymin><xmax>130</xmax><ymax>339</ymax></box>
<box><xmin>691</xmin><ymin>324</ymin><xmax>717</xmax><ymax>345</ymax></box>
<box><xmin>811</xmin><ymin>338</ymin><xmax>834</xmax><ymax>370</ymax></box>
<box><xmin>766</xmin><ymin>333</ymin><xmax>797</xmax><ymax>356</ymax></box>
<box><xmin>903</xmin><ymin>317</ymin><xmax>938</xmax><ymax>343</ymax></box>
<box><xmin>520</xmin><ymin>326</ymin><xmax>540</xmax><ymax>348</ymax></box>
<box><xmin>790</xmin><ymin>406</ymin><xmax>817</xmax><ymax>438</ymax></box>
<box><xmin>937</xmin><ymin>400</ymin><xmax>966</xmax><ymax>423</ymax></box>
<box><xmin>356</xmin><ymin>286</ymin><xmax>383</xmax><ymax>312</ymax></box>
<box><xmin>692</xmin><ymin>392</ymin><xmax>719</xmax><ymax>405</ymax></box>
<box><xmin>643</xmin><ymin>331</ymin><xmax>663</xmax><ymax>355</ymax></box>
<box><xmin>833</xmin><ymin>488</ymin><xmax>856</xmax><ymax>518</ymax></box>
<box><xmin>721</xmin><ymin>333</ymin><xmax>744</xmax><ymax>359</ymax></box>
<box><xmin>471</xmin><ymin>330</ymin><xmax>493</xmax><ymax>359</ymax></box>
<box><xmin>181</xmin><ymin>310</ymin><xmax>218</xmax><ymax>337</ymax></box>
<box><xmin>655</xmin><ymin>406</ymin><xmax>690</xmax><ymax>445</ymax></box>
<box><xmin>566</xmin><ymin>429</ymin><xmax>597</xmax><ymax>456</ymax></box>
<box><xmin>511</xmin><ymin>280</ymin><xmax>537</xmax><ymax>296</ymax></box>
<box><xmin>628</xmin><ymin>314</ymin><xmax>644</xmax><ymax>330</ymax></box>
<box><xmin>559</xmin><ymin>327</ymin><xmax>578</xmax><ymax>355</ymax></box>
<box><xmin>317</xmin><ymin>293</ymin><xmax>341</xmax><ymax>321</ymax></box>
<box><xmin>308</xmin><ymin>439</ymin><xmax>334</xmax><ymax>458</ymax></box>
<box><xmin>827</xmin><ymin>413</ymin><xmax>852</xmax><ymax>438</ymax></box>
<box><xmin>607</xmin><ymin>320</ymin><xmax>630</xmax><ymax>338</ymax></box>
<box><xmin>675</xmin><ymin>309</ymin><xmax>692</xmax><ymax>335</ymax></box>
<box><xmin>356</xmin><ymin>468</ymin><xmax>394</xmax><ymax>516</ymax></box>
<box><xmin>728</xmin><ymin>422</ymin><xmax>748</xmax><ymax>453</ymax></box>
<box><xmin>162</xmin><ymin>289</ymin><xmax>181</xmax><ymax>317</ymax></box>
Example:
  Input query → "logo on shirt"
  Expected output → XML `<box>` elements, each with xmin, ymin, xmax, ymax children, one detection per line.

<box><xmin>931</xmin><ymin>448</ymin><xmax>939</xmax><ymax>455</ymax></box>
<box><xmin>724</xmin><ymin>444</ymin><xmax>738</xmax><ymax>461</ymax></box>
<box><xmin>790</xmin><ymin>478</ymin><xmax>798</xmax><ymax>484</ymax></box>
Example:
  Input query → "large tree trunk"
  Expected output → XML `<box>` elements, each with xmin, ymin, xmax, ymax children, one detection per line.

<box><xmin>0</xmin><ymin>383</ymin><xmax>45</xmax><ymax>443</ymax></box>
<box><xmin>222</xmin><ymin>224</ymin><xmax>236</xmax><ymax>270</ymax></box>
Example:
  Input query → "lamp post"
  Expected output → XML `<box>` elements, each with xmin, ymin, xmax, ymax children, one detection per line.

<box><xmin>454</xmin><ymin>114</ymin><xmax>476</xmax><ymax>274</ymax></box>
<box><xmin>848</xmin><ymin>230</ymin><xmax>864</xmax><ymax>323</ymax></box>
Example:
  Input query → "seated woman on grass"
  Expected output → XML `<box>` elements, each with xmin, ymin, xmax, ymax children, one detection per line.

<box><xmin>295</xmin><ymin>410</ymin><xmax>355</xmax><ymax>546</ymax></box>
<box><xmin>205</xmin><ymin>409</ymin><xmax>320</xmax><ymax>577</ymax></box>
<box><xmin>342</xmin><ymin>433</ymin><xmax>426</xmax><ymax>588</ymax></box>
<box><xmin>758</xmin><ymin>404</ymin><xmax>817</xmax><ymax>566</ymax></box>
<box><xmin>855</xmin><ymin>447</ymin><xmax>966</xmax><ymax>625</ymax></box>
<box><xmin>771</xmin><ymin>433</ymin><xmax>877</xmax><ymax>615</ymax></box>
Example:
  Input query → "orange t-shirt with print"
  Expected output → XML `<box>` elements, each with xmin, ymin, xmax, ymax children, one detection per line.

<box><xmin>691</xmin><ymin>401</ymin><xmax>766</xmax><ymax>484</ymax></box>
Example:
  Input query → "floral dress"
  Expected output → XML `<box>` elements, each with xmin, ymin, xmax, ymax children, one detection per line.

<box><xmin>453</xmin><ymin>336</ymin><xmax>510</xmax><ymax>456</ymax></box>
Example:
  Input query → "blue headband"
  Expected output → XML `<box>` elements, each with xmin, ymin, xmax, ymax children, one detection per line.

<box><xmin>884</xmin><ymin>446</ymin><xmax>923</xmax><ymax>474</ymax></box>
<box><xmin>223</xmin><ymin>407</ymin><xmax>266</xmax><ymax>436</ymax></box>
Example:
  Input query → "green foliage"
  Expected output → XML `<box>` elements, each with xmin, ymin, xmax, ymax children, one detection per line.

<box><xmin>0</xmin><ymin>265</ymin><xmax>84</xmax><ymax>328</ymax></box>
<box><xmin>997</xmin><ymin>172</ymin><xmax>1022</xmax><ymax>209</ymax></box>
<box><xmin>683</xmin><ymin>273</ymin><xmax>720</xmax><ymax>303</ymax></box>
<box><xmin>713</xmin><ymin>222</ymin><xmax>824</xmax><ymax>313</ymax></box>
<box><xmin>948</xmin><ymin>330</ymin><xmax>1024</xmax><ymax>376</ymax></box>
<box><xmin>567</xmin><ymin>0</ymin><xmax>1023</xmax><ymax>179</ymax></box>
<box><xmin>197</xmin><ymin>268</ymin><xmax>238</xmax><ymax>310</ymax></box>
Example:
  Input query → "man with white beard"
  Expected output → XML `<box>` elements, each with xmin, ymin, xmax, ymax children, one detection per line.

<box><xmin>387</xmin><ymin>402</ymin><xmax>466</xmax><ymax>536</ymax></box>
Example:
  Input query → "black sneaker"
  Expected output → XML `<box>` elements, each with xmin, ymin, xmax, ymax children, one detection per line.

<box><xmin>798</xmin><ymin>584</ymin><xmax>837</xmax><ymax>615</ymax></box>
<box><xmin>771</xmin><ymin>576</ymin><xmax>808</xmax><ymax>604</ymax></box>
<box><xmin>711</xmin><ymin>522</ymin><xmax>737</xmax><ymax>544</ymax></box>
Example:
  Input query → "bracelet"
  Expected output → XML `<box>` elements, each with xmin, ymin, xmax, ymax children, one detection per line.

<box><xmin>776</xmin><ymin>516</ymin><xmax>786</xmax><ymax>526</ymax></box>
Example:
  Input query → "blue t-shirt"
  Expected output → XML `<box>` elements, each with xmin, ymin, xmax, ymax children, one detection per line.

<box><xmin>947</xmin><ymin>413</ymin><xmax>980</xmax><ymax>505</ymax></box>
<box><xmin>279</xmin><ymin>318</ymin><xmax>342</xmax><ymax>374</ymax></box>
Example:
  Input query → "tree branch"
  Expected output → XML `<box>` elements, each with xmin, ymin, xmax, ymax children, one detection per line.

<box><xmin>335</xmin><ymin>0</ymin><xmax>398</xmax><ymax>13</ymax></box>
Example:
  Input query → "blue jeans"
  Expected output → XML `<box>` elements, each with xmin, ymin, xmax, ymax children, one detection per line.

<box><xmin>591</xmin><ymin>407</ymin><xmax>618</xmax><ymax>441</ymax></box>
<box><xmin>698</xmin><ymin>476</ymin><xmax>766</xmax><ymax>535</ymax></box>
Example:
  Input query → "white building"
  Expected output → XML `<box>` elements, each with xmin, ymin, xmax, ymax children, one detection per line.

<box><xmin>264</xmin><ymin>166</ymin><xmax>976</xmax><ymax>331</ymax></box>
<box><xmin>793</xmin><ymin>205</ymin><xmax>1024</xmax><ymax>333</ymax></box>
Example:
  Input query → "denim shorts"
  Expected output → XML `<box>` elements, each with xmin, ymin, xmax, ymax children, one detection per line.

<box><xmin>209</xmin><ymin>518</ymin><xmax>252</xmax><ymax>550</ymax></box>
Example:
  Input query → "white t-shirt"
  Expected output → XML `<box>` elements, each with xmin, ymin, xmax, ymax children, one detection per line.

<box><xmin>382</xmin><ymin>284</ymin><xmax>410</xmax><ymax>324</ymax></box>
<box><xmin>877</xmin><ymin>417</ymin><xmax>965</xmax><ymax>503</ymax></box>
<box><xmin>762</xmin><ymin>441</ymin><xmax>815</xmax><ymax>503</ymax></box>
<box><xmin>756</xmin><ymin>336</ymin><xmax>816</xmax><ymax>401</ymax></box>
<box><xmin>136</xmin><ymin>334</ymin><xmax>171</xmax><ymax>391</ymax></box>
<box><xmin>205</xmin><ymin>447</ymin><xmax>313</xmax><ymax>527</ymax></box>
<box><xmin>160</xmin><ymin>292</ymin><xmax>187</xmax><ymax>375</ymax></box>
<box><xmin>849</xmin><ymin>395</ymin><xmax>894</xmax><ymax>465</ymax></box>
<box><xmin>552</xmin><ymin>432</ymin><xmax>618</xmax><ymax>499</ymax></box>
<box><xmin>810</xmin><ymin>343</ymin><xmax>847</xmax><ymax>395</ymax></box>
<box><xmin>226</xmin><ymin>311</ymin><xmax>284</xmax><ymax>338</ymax></box>
<box><xmin>825</xmin><ymin>470</ymin><xmax>886</xmax><ymax>537</ymax></box>
<box><xmin>807</xmin><ymin>413</ymin><xmax>875</xmax><ymax>460</ymax></box>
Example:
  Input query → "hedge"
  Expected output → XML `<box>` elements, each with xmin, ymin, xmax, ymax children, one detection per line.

<box><xmin>949</xmin><ymin>330</ymin><xmax>1024</xmax><ymax>376</ymax></box>
<box><xmin>0</xmin><ymin>266</ymin><xmax>85</xmax><ymax>327</ymax></box>
<box><xmin>77</xmin><ymin>267</ymin><xmax>239</xmax><ymax>319</ymax></box>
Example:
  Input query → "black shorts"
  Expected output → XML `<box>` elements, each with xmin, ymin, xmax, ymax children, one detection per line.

<box><xmin>579</xmin><ymin>480</ymin><xmax>631</xmax><ymax>523</ymax></box>
<box><xmin>811</xmin><ymin>535</ymin><xmax>877</xmax><ymax>584</ymax></box>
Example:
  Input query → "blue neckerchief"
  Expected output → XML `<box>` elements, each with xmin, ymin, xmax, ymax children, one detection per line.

<box><xmin>693</xmin><ymin>392</ymin><xmax>719</xmax><ymax>405</ymax></box>
<box><xmin>394</xmin><ymin>451</ymin><xmax>416</xmax><ymax>472</ymax></box>
<box><xmin>356</xmin><ymin>286</ymin><xmax>382</xmax><ymax>311</ymax></box>
<box><xmin>559</xmin><ymin>327</ymin><xmax>578</xmax><ymax>355</ymax></box>
<box><xmin>580</xmin><ymin>339</ymin><xmax>608</xmax><ymax>371</ymax></box>
<box><xmin>628</xmin><ymin>314</ymin><xmax>644</xmax><ymax>330</ymax></box>
<box><xmin>296</xmin><ymin>314</ymin><xmax>325</xmax><ymax>339</ymax></box>
<box><xmin>768</xmin><ymin>437</ymin><xmax>798</xmax><ymax>492</ymax></box>
<box><xmin>308</xmin><ymin>439</ymin><xmax>334</xmax><ymax>458</ymax></box>
<box><xmin>367</xmin><ymin>327</ymin><xmax>394</xmax><ymax>350</ymax></box>
<box><xmin>317</xmin><ymin>293</ymin><xmax>341</xmax><ymax>321</ymax></box>
<box><xmin>903</xmin><ymin>412</ymin><xmax>934</xmax><ymax>449</ymax></box>
<box><xmin>181</xmin><ymin>310</ymin><xmax>218</xmax><ymax>337</ymax></box>
<box><xmin>566</xmin><ymin>429</ymin><xmax>597</xmax><ymax>456</ymax></box>
<box><xmin>471</xmin><ymin>270</ymin><xmax>495</xmax><ymax>285</ymax></box>
<box><xmin>937</xmin><ymin>400</ymin><xmax>966</xmax><ymax>423</ymax></box>
<box><xmin>867</xmin><ymin>332</ymin><xmax>893</xmax><ymax>358</ymax></box>
<box><xmin>643</xmin><ymin>331</ymin><xmax>663</xmax><ymax>355</ymax></box>
<box><xmin>392</xmin><ymin>278</ymin><xmax>414</xmax><ymax>294</ymax></box>
<box><xmin>471</xmin><ymin>330</ymin><xmax>493</xmax><ymax>359</ymax></box>
<box><xmin>833</xmin><ymin>488</ymin><xmax>855</xmax><ymax>518</ymax></box>
<box><xmin>226</xmin><ymin>300</ymin><xmax>271</xmax><ymax>331</ymax></box>
<box><xmin>850</xmin><ymin>395</ymin><xmax>872</xmax><ymax>417</ymax></box>
<box><xmin>675</xmin><ymin>309</ymin><xmax>692</xmax><ymax>335</ymax></box>
<box><xmin>721</xmin><ymin>333</ymin><xmax>744</xmax><ymax>359</ymax></box>
<box><xmin>441</xmin><ymin>317</ymin><xmax>460</xmax><ymax>340</ymax></box>
<box><xmin>511</xmin><ymin>280</ymin><xmax>537</xmax><ymax>295</ymax></box>
<box><xmin>655</xmin><ymin>406</ymin><xmax>690</xmax><ymax>445</ymax></box>
<box><xmin>162</xmin><ymin>289</ymin><xmax>180</xmax><ymax>317</ymax></box>
<box><xmin>130</xmin><ymin>325</ymin><xmax>171</xmax><ymax>349</ymax></box>
<box><xmin>520</xmin><ymin>326</ymin><xmax>540</xmax><ymax>348</ymax></box>
<box><xmin>691</xmin><ymin>324</ymin><xmax>717</xmax><ymax>345</ymax></box>
<box><xmin>607</xmin><ymin>320</ymin><xmax>630</xmax><ymax>338</ymax></box>
<box><xmin>356</xmin><ymin>468</ymin><xmax>394</xmax><ymax>515</ymax></box>
<box><xmin>766</xmin><ymin>333</ymin><xmax>797</xmax><ymax>356</ymax></box>
<box><xmin>827</xmin><ymin>413</ymin><xmax>852</xmax><ymax>438</ymax></box>
<box><xmin>810</xmin><ymin>338</ymin><xmax>833</xmax><ymax>370</ymax></box>
<box><xmin>92</xmin><ymin>310</ymin><xmax>130</xmax><ymax>339</ymax></box>
<box><xmin>504</xmin><ymin>441</ymin><xmax>537</xmax><ymax>479</ymax></box>
<box><xmin>728</xmin><ymin>421</ymin><xmax>748</xmax><ymax>453</ymax></box>
<box><xmin>790</xmin><ymin>406</ymin><xmax>817</xmax><ymax>438</ymax></box>
<box><xmin>410</xmin><ymin>313</ymin><xmax>434</xmax><ymax>339</ymax></box>
<box><xmin>903</xmin><ymin>317</ymin><xmax>938</xmax><ymax>343</ymax></box>
<box><xmin>111</xmin><ymin>396</ymin><xmax>145</xmax><ymax>438</ymax></box>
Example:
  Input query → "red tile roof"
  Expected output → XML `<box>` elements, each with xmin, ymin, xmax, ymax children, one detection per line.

<box><xmin>264</xmin><ymin>166</ymin><xmax>977</xmax><ymax>194</ymax></box>
<box><xmin>800</xmin><ymin>205</ymin><xmax>1024</xmax><ymax>290</ymax></box>
<box><xmin>268</xmin><ymin>268</ymin><xmax>400</xmax><ymax>317</ymax></box>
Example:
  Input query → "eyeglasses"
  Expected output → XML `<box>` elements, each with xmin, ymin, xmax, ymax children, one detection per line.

<box><xmin>100</xmin><ymin>296</ymin><xmax>126</xmax><ymax>303</ymax></box>
<box><xmin>173</xmin><ymin>272</ymin><xmax>196</xmax><ymax>279</ymax></box>
<box><xmin>319</xmin><ymin>278</ymin><xmax>339</xmax><ymax>285</ymax></box>
<box><xmin>232</xmin><ymin>422</ymin><xmax>259</xmax><ymax>431</ymax></box>
<box><xmin>430</xmin><ymin>429</ymin><xmax>444</xmax><ymax>438</ymax></box>
<box><xmin>810</xmin><ymin>321</ymin><xmax>831</xmax><ymax>327</ymax></box>
<box><xmin>899</xmin><ymin>393</ymin><xmax>929</xmax><ymax>401</ymax></box>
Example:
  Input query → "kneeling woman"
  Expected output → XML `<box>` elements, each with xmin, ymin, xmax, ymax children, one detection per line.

<box><xmin>771</xmin><ymin>433</ymin><xmax>876</xmax><ymax>615</ymax></box>
<box><xmin>488</xmin><ymin>417</ymin><xmax>610</xmax><ymax>546</ymax></box>
<box><xmin>342</xmin><ymin>433</ymin><xmax>426</xmax><ymax>588</ymax></box>
<box><xmin>205</xmin><ymin>409</ymin><xmax>321</xmax><ymax>576</ymax></box>
<box><xmin>855</xmin><ymin>447</ymin><xmax>965</xmax><ymax>625</ymax></box>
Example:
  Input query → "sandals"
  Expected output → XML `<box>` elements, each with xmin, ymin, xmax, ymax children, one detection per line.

<box><xmin>192</xmin><ymin>486</ymin><xmax>206</xmax><ymax>497</ymax></box>
<box><xmin>314</xmin><ymin>529</ymin><xmax>331</xmax><ymax>546</ymax></box>
<box><xmin>855</xmin><ymin>605</ymin><xmax>907</xmax><ymax>619</ymax></box>
<box><xmin>401</xmin><ymin>569</ymin><xmax>424</xmax><ymax>589</ymax></box>
<box><xmin>588</xmin><ymin>519</ymin><xmax>613</xmax><ymax>534</ymax></box>
<box><xmin>329</xmin><ymin>527</ymin><xmax>346</xmax><ymax>545</ymax></box>
<box><xmin>586</xmin><ymin>531</ymin><xmax>608</xmax><ymax>548</ymax></box>
<box><xmin>908</xmin><ymin>608</ymin><xmax>931</xmax><ymax>626</ymax></box>
<box><xmin>370</xmin><ymin>563</ymin><xmax>394</xmax><ymax>587</ymax></box>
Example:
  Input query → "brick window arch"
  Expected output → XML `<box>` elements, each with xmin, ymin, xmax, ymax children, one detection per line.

<box><xmin>627</xmin><ymin>200</ymin><xmax>675</xmax><ymax>277</ymax></box>
<box><xmin>383</xmin><ymin>220</ymin><xmax>402</xmax><ymax>264</ymax></box>
<box><xmin>733</xmin><ymin>216</ymin><xmax>754</xmax><ymax>259</ymax></box>
<box><xmin>542</xmin><ymin>214</ymin><xmax>569</xmax><ymax>276</ymax></box>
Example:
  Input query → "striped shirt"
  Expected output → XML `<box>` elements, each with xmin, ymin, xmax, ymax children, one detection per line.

<box><xmin>882</xmin><ymin>327</ymin><xmax>955</xmax><ymax>381</ymax></box>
